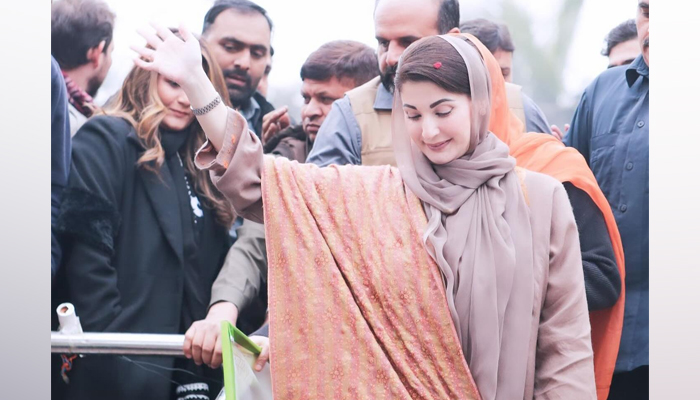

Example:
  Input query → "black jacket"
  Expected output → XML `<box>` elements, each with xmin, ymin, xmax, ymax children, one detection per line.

<box><xmin>52</xmin><ymin>116</ymin><xmax>231</xmax><ymax>400</ymax></box>
<box><xmin>51</xmin><ymin>56</ymin><xmax>71</xmax><ymax>280</ymax></box>
<box><xmin>252</xmin><ymin>91</ymin><xmax>275</xmax><ymax>137</ymax></box>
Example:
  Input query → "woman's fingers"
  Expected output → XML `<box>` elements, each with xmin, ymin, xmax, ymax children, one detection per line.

<box><xmin>129</xmin><ymin>45</ymin><xmax>155</xmax><ymax>61</ymax></box>
<box><xmin>178</xmin><ymin>22</ymin><xmax>195</xmax><ymax>43</ymax></box>
<box><xmin>133</xmin><ymin>56</ymin><xmax>155</xmax><ymax>71</ymax></box>
<box><xmin>136</xmin><ymin>26</ymin><xmax>162</xmax><ymax>50</ymax></box>
<box><xmin>150</xmin><ymin>21</ymin><xmax>176</xmax><ymax>42</ymax></box>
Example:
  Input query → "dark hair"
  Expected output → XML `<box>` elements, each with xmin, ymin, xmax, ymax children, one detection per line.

<box><xmin>202</xmin><ymin>0</ymin><xmax>273</xmax><ymax>34</ymax></box>
<box><xmin>437</xmin><ymin>0</ymin><xmax>460</xmax><ymax>34</ymax></box>
<box><xmin>374</xmin><ymin>0</ymin><xmax>459</xmax><ymax>35</ymax></box>
<box><xmin>459</xmin><ymin>18</ymin><xmax>515</xmax><ymax>54</ymax></box>
<box><xmin>300</xmin><ymin>41</ymin><xmax>379</xmax><ymax>87</ymax></box>
<box><xmin>602</xmin><ymin>19</ymin><xmax>637</xmax><ymax>56</ymax></box>
<box><xmin>51</xmin><ymin>0</ymin><xmax>116</xmax><ymax>70</ymax></box>
<box><xmin>395</xmin><ymin>36</ymin><xmax>471</xmax><ymax>96</ymax></box>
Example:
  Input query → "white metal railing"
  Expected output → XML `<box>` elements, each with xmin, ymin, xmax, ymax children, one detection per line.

<box><xmin>51</xmin><ymin>331</ymin><xmax>186</xmax><ymax>357</ymax></box>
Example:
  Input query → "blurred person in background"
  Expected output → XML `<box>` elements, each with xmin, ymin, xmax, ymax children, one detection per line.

<box><xmin>460</xmin><ymin>18</ymin><xmax>552</xmax><ymax>134</ymax></box>
<box><xmin>460</xmin><ymin>18</ymin><xmax>515</xmax><ymax>82</ymax></box>
<box><xmin>202</xmin><ymin>0</ymin><xmax>276</xmax><ymax>137</ymax></box>
<box><xmin>52</xmin><ymin>31</ymin><xmax>233</xmax><ymax>400</ymax></box>
<box><xmin>564</xmin><ymin>2</ymin><xmax>649</xmax><ymax>398</ymax></box>
<box><xmin>51</xmin><ymin>0</ymin><xmax>115</xmax><ymax>136</ymax></box>
<box><xmin>603</xmin><ymin>19</ymin><xmax>640</xmax><ymax>68</ymax></box>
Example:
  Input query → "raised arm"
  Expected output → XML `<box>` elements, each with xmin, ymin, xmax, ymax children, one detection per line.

<box><xmin>132</xmin><ymin>23</ymin><xmax>264</xmax><ymax>221</ymax></box>
<box><xmin>132</xmin><ymin>23</ymin><xmax>227</xmax><ymax>150</ymax></box>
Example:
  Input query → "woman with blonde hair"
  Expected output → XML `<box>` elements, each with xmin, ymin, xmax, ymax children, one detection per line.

<box><xmin>53</xmin><ymin>31</ymin><xmax>233</xmax><ymax>400</ymax></box>
<box><xmin>133</xmin><ymin>24</ymin><xmax>597</xmax><ymax>399</ymax></box>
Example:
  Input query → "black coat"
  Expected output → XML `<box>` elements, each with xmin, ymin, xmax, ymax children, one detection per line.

<box><xmin>252</xmin><ymin>91</ymin><xmax>275</xmax><ymax>137</ymax></box>
<box><xmin>52</xmin><ymin>116</ymin><xmax>231</xmax><ymax>400</ymax></box>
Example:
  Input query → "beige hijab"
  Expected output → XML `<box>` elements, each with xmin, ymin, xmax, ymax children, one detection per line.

<box><xmin>392</xmin><ymin>35</ymin><xmax>535</xmax><ymax>400</ymax></box>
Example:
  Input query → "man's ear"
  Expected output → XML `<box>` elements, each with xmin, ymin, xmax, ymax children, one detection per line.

<box><xmin>86</xmin><ymin>40</ymin><xmax>107</xmax><ymax>68</ymax></box>
<box><xmin>449</xmin><ymin>27</ymin><xmax>461</xmax><ymax>34</ymax></box>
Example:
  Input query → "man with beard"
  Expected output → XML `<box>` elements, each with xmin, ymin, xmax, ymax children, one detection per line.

<box><xmin>564</xmin><ymin>2</ymin><xmax>649</xmax><ymax>398</ymax></box>
<box><xmin>202</xmin><ymin>0</ymin><xmax>275</xmax><ymax>137</ymax></box>
<box><xmin>263</xmin><ymin>40</ymin><xmax>379</xmax><ymax>162</ymax></box>
<box><xmin>306</xmin><ymin>0</ymin><xmax>552</xmax><ymax>167</ymax></box>
<box><xmin>51</xmin><ymin>0</ymin><xmax>115</xmax><ymax>136</ymax></box>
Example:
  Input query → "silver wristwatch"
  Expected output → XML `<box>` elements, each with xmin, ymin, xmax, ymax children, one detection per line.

<box><xmin>190</xmin><ymin>95</ymin><xmax>222</xmax><ymax>116</ymax></box>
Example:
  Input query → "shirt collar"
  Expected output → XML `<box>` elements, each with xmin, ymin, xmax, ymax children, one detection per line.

<box><xmin>238</xmin><ymin>96</ymin><xmax>261</xmax><ymax>131</ymax></box>
<box><xmin>374</xmin><ymin>81</ymin><xmax>394</xmax><ymax>110</ymax></box>
<box><xmin>626</xmin><ymin>54</ymin><xmax>649</xmax><ymax>87</ymax></box>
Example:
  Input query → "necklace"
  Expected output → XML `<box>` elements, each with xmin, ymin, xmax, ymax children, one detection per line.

<box><xmin>176</xmin><ymin>152</ymin><xmax>204</xmax><ymax>221</ymax></box>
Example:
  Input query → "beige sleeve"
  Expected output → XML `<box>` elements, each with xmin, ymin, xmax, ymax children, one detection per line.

<box><xmin>194</xmin><ymin>107</ymin><xmax>264</xmax><ymax>223</ymax></box>
<box><xmin>534</xmin><ymin>184</ymin><xmax>597</xmax><ymax>399</ymax></box>
<box><xmin>209</xmin><ymin>219</ymin><xmax>267</xmax><ymax>311</ymax></box>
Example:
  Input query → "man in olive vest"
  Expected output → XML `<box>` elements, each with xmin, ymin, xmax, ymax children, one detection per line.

<box><xmin>307</xmin><ymin>0</ymin><xmax>552</xmax><ymax>167</ymax></box>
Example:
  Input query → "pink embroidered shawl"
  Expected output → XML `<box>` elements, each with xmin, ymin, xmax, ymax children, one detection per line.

<box><xmin>261</xmin><ymin>156</ymin><xmax>480</xmax><ymax>399</ymax></box>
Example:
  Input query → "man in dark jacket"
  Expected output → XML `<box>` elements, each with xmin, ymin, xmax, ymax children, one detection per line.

<box><xmin>51</xmin><ymin>55</ymin><xmax>71</xmax><ymax>280</ymax></box>
<box><xmin>202</xmin><ymin>0</ymin><xmax>275</xmax><ymax>137</ymax></box>
<box><xmin>564</xmin><ymin>2</ymin><xmax>650</xmax><ymax>398</ymax></box>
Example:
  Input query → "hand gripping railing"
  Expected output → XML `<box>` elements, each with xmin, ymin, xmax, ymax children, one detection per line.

<box><xmin>51</xmin><ymin>331</ymin><xmax>186</xmax><ymax>357</ymax></box>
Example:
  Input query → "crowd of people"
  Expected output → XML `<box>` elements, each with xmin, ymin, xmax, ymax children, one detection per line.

<box><xmin>50</xmin><ymin>0</ymin><xmax>649</xmax><ymax>399</ymax></box>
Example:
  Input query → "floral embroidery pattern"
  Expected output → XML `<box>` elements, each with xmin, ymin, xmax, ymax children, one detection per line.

<box><xmin>262</xmin><ymin>157</ymin><xmax>481</xmax><ymax>399</ymax></box>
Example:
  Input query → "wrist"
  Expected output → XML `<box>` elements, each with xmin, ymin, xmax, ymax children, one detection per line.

<box><xmin>207</xmin><ymin>301</ymin><xmax>239</xmax><ymax>323</ymax></box>
<box><xmin>179</xmin><ymin>68</ymin><xmax>210</xmax><ymax>95</ymax></box>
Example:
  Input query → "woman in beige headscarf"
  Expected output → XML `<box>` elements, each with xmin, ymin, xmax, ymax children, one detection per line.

<box><xmin>133</xmin><ymin>23</ymin><xmax>595</xmax><ymax>400</ymax></box>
